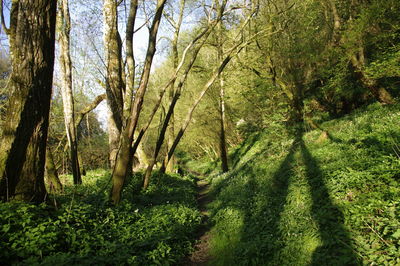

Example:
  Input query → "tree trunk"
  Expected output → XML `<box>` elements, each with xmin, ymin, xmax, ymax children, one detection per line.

<box><xmin>0</xmin><ymin>0</ymin><xmax>57</xmax><ymax>202</ymax></box>
<box><xmin>166</xmin><ymin>0</ymin><xmax>186</xmax><ymax>173</ymax></box>
<box><xmin>291</xmin><ymin>82</ymin><xmax>305</xmax><ymax>122</ymax></box>
<box><xmin>217</xmin><ymin>21</ymin><xmax>229</xmax><ymax>173</ymax></box>
<box><xmin>219</xmin><ymin>76</ymin><xmax>229</xmax><ymax>172</ymax></box>
<box><xmin>123</xmin><ymin>0</ymin><xmax>138</xmax><ymax>120</ymax></box>
<box><xmin>103</xmin><ymin>0</ymin><xmax>125</xmax><ymax>168</ymax></box>
<box><xmin>110</xmin><ymin>0</ymin><xmax>167</xmax><ymax>204</ymax></box>
<box><xmin>58</xmin><ymin>0</ymin><xmax>81</xmax><ymax>185</ymax></box>
<box><xmin>45</xmin><ymin>147</ymin><xmax>63</xmax><ymax>193</ymax></box>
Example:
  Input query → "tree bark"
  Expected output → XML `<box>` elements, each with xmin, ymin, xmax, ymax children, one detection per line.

<box><xmin>45</xmin><ymin>146</ymin><xmax>63</xmax><ymax>193</ymax></box>
<box><xmin>58</xmin><ymin>0</ymin><xmax>81</xmax><ymax>185</ymax></box>
<box><xmin>217</xmin><ymin>21</ymin><xmax>229</xmax><ymax>173</ymax></box>
<box><xmin>103</xmin><ymin>0</ymin><xmax>125</xmax><ymax>168</ymax></box>
<box><xmin>123</xmin><ymin>0</ymin><xmax>138</xmax><ymax>120</ymax></box>
<box><xmin>219</xmin><ymin>75</ymin><xmax>229</xmax><ymax>172</ymax></box>
<box><xmin>110</xmin><ymin>0</ymin><xmax>167</xmax><ymax>204</ymax></box>
<box><xmin>0</xmin><ymin>0</ymin><xmax>57</xmax><ymax>202</ymax></box>
<box><xmin>166</xmin><ymin>0</ymin><xmax>186</xmax><ymax>173</ymax></box>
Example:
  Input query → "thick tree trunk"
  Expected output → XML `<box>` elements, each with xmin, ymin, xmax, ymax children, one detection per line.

<box><xmin>110</xmin><ymin>0</ymin><xmax>167</xmax><ymax>204</ymax></box>
<box><xmin>58</xmin><ymin>0</ymin><xmax>81</xmax><ymax>185</ymax></box>
<box><xmin>103</xmin><ymin>0</ymin><xmax>125</xmax><ymax>168</ymax></box>
<box><xmin>0</xmin><ymin>0</ymin><xmax>57</xmax><ymax>202</ymax></box>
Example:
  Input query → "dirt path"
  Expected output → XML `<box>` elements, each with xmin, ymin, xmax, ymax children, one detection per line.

<box><xmin>184</xmin><ymin>178</ymin><xmax>213</xmax><ymax>265</ymax></box>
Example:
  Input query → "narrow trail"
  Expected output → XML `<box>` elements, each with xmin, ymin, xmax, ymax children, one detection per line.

<box><xmin>184</xmin><ymin>177</ymin><xmax>213</xmax><ymax>265</ymax></box>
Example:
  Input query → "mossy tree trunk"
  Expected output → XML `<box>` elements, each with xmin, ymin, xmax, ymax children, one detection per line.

<box><xmin>103</xmin><ymin>0</ymin><xmax>125</xmax><ymax>169</ymax></box>
<box><xmin>45</xmin><ymin>147</ymin><xmax>63</xmax><ymax>193</ymax></box>
<box><xmin>0</xmin><ymin>0</ymin><xmax>57</xmax><ymax>202</ymax></box>
<box><xmin>110</xmin><ymin>0</ymin><xmax>167</xmax><ymax>204</ymax></box>
<box><xmin>58</xmin><ymin>0</ymin><xmax>81</xmax><ymax>185</ymax></box>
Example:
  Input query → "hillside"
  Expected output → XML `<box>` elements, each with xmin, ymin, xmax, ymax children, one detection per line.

<box><xmin>205</xmin><ymin>103</ymin><xmax>400</xmax><ymax>265</ymax></box>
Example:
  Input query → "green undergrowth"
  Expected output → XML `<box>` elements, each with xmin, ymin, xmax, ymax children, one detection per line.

<box><xmin>208</xmin><ymin>102</ymin><xmax>400</xmax><ymax>265</ymax></box>
<box><xmin>0</xmin><ymin>170</ymin><xmax>202</xmax><ymax>265</ymax></box>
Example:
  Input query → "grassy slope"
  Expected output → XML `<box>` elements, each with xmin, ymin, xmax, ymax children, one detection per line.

<box><xmin>208</xmin><ymin>103</ymin><xmax>400</xmax><ymax>265</ymax></box>
<box><xmin>0</xmin><ymin>171</ymin><xmax>201</xmax><ymax>265</ymax></box>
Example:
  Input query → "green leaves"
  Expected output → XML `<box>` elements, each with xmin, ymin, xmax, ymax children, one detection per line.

<box><xmin>0</xmin><ymin>171</ymin><xmax>201</xmax><ymax>265</ymax></box>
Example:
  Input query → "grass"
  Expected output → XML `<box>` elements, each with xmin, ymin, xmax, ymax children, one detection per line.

<box><xmin>207</xmin><ymin>102</ymin><xmax>400</xmax><ymax>265</ymax></box>
<box><xmin>0</xmin><ymin>170</ymin><xmax>202</xmax><ymax>265</ymax></box>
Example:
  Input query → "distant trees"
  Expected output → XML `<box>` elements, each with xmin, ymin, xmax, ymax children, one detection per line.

<box><xmin>0</xmin><ymin>0</ymin><xmax>57</xmax><ymax>201</ymax></box>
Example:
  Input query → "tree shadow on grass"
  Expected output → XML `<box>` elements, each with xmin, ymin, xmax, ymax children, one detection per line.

<box><xmin>210</xmin><ymin>128</ymin><xmax>360</xmax><ymax>265</ymax></box>
<box><xmin>209</xmin><ymin>129</ymin><xmax>302</xmax><ymax>264</ymax></box>
<box><xmin>299</xmin><ymin>137</ymin><xmax>359</xmax><ymax>265</ymax></box>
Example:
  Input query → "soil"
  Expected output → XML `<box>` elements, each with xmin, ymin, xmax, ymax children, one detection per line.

<box><xmin>183</xmin><ymin>178</ymin><xmax>213</xmax><ymax>265</ymax></box>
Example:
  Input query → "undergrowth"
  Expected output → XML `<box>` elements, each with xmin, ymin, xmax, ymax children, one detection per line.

<box><xmin>208</xmin><ymin>102</ymin><xmax>400</xmax><ymax>265</ymax></box>
<box><xmin>0</xmin><ymin>170</ymin><xmax>201</xmax><ymax>265</ymax></box>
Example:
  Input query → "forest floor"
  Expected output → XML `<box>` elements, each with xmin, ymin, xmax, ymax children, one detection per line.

<box><xmin>184</xmin><ymin>177</ymin><xmax>213</xmax><ymax>265</ymax></box>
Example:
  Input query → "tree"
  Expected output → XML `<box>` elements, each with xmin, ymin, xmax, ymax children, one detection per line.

<box><xmin>142</xmin><ymin>0</ymin><xmax>228</xmax><ymax>188</ymax></box>
<box><xmin>110</xmin><ymin>0</ymin><xmax>167</xmax><ymax>204</ymax></box>
<box><xmin>58</xmin><ymin>0</ymin><xmax>82</xmax><ymax>184</ymax></box>
<box><xmin>216</xmin><ymin>20</ymin><xmax>229</xmax><ymax>172</ymax></box>
<box><xmin>0</xmin><ymin>0</ymin><xmax>58</xmax><ymax>202</ymax></box>
<box><xmin>103</xmin><ymin>0</ymin><xmax>125</xmax><ymax>168</ymax></box>
<box><xmin>160</xmin><ymin>8</ymin><xmax>263</xmax><ymax>173</ymax></box>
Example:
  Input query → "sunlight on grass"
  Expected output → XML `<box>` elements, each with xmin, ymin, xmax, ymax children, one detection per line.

<box><xmin>208</xmin><ymin>103</ymin><xmax>400</xmax><ymax>265</ymax></box>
